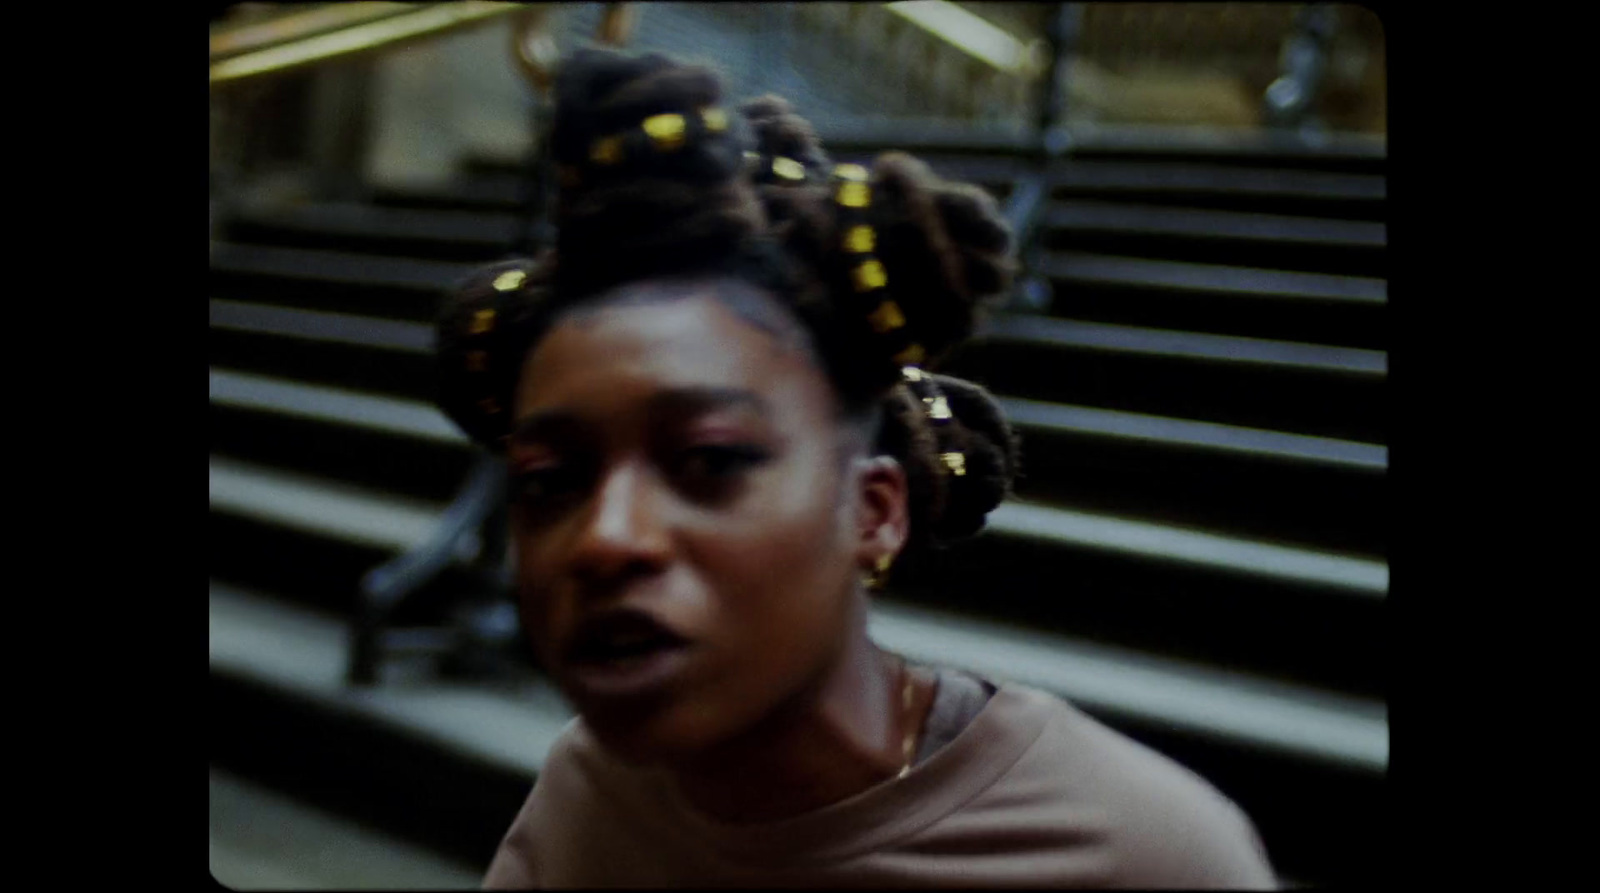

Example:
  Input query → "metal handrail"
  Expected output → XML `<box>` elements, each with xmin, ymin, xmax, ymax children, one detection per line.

<box><xmin>1264</xmin><ymin>4</ymin><xmax>1340</xmax><ymax>130</ymax></box>
<box><xmin>510</xmin><ymin>3</ymin><xmax>637</xmax><ymax>254</ymax></box>
<box><xmin>210</xmin><ymin>1</ymin><xmax>638</xmax><ymax>91</ymax></box>
<box><xmin>210</xmin><ymin>3</ymin><xmax>417</xmax><ymax>61</ymax></box>
<box><xmin>1001</xmin><ymin>171</ymin><xmax>1053</xmax><ymax>314</ymax></box>
<box><xmin>347</xmin><ymin>452</ymin><xmax>508</xmax><ymax>686</ymax></box>
<box><xmin>337</xmin><ymin>4</ymin><xmax>640</xmax><ymax>687</ymax></box>
<box><xmin>210</xmin><ymin>1</ymin><xmax>524</xmax><ymax>89</ymax></box>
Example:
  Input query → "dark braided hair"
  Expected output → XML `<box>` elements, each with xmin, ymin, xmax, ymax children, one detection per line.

<box><xmin>437</xmin><ymin>48</ymin><xmax>1020</xmax><ymax>569</ymax></box>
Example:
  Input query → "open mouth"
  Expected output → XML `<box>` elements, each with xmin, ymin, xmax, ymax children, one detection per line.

<box><xmin>565</xmin><ymin>610</ymin><xmax>690</xmax><ymax>668</ymax></box>
<box><xmin>559</xmin><ymin>609</ymin><xmax>695</xmax><ymax>699</ymax></box>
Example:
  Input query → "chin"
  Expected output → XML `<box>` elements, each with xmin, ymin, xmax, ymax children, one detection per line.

<box><xmin>572</xmin><ymin>693</ymin><xmax>729</xmax><ymax>768</ymax></box>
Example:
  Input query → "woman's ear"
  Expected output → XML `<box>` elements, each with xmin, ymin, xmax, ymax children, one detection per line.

<box><xmin>852</xmin><ymin>455</ymin><xmax>909</xmax><ymax>568</ymax></box>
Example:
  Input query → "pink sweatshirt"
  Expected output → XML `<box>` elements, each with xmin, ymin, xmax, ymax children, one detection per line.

<box><xmin>485</xmin><ymin>679</ymin><xmax>1277</xmax><ymax>888</ymax></box>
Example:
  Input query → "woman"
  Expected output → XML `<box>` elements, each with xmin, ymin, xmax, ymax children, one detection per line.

<box><xmin>437</xmin><ymin>48</ymin><xmax>1277</xmax><ymax>888</ymax></box>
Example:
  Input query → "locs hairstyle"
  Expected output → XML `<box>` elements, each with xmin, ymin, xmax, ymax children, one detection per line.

<box><xmin>436</xmin><ymin>48</ymin><xmax>1022</xmax><ymax>570</ymax></box>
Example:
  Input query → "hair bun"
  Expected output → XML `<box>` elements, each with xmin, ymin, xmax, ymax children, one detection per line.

<box><xmin>435</xmin><ymin>257</ymin><xmax>551</xmax><ymax>449</ymax></box>
<box><xmin>924</xmin><ymin>373</ymin><xmax>1019</xmax><ymax>541</ymax></box>
<box><xmin>547</xmin><ymin>48</ymin><xmax>765</xmax><ymax>299</ymax></box>
<box><xmin>739</xmin><ymin>94</ymin><xmax>831</xmax><ymax>183</ymax></box>
<box><xmin>797</xmin><ymin>153</ymin><xmax>1017</xmax><ymax>394</ymax></box>
<box><xmin>866</xmin><ymin>153</ymin><xmax>1015</xmax><ymax>365</ymax></box>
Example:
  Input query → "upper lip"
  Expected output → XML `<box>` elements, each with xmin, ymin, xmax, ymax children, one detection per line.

<box><xmin>562</xmin><ymin>608</ymin><xmax>690</xmax><ymax>666</ymax></box>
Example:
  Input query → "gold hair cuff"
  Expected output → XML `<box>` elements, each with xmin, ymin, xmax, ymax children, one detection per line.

<box><xmin>493</xmin><ymin>270</ymin><xmax>527</xmax><ymax>292</ymax></box>
<box><xmin>894</xmin><ymin>343</ymin><xmax>926</xmax><ymax>366</ymax></box>
<box><xmin>642</xmin><ymin>112</ymin><xmax>687</xmax><ymax>149</ymax></box>
<box><xmin>590</xmin><ymin>135</ymin><xmax>624</xmax><ymax>165</ymax></box>
<box><xmin>772</xmin><ymin>156</ymin><xmax>806</xmax><ymax>181</ymax></box>
<box><xmin>469</xmin><ymin>309</ymin><xmax>496</xmax><ymax>334</ymax></box>
<box><xmin>853</xmin><ymin>259</ymin><xmax>889</xmax><ymax>293</ymax></box>
<box><xmin>844</xmin><ymin>225</ymin><xmax>875</xmax><ymax>254</ymax></box>
<box><xmin>903</xmin><ymin>368</ymin><xmax>965</xmax><ymax>474</ymax></box>
<box><xmin>586</xmin><ymin>107</ymin><xmax>730</xmax><ymax>166</ymax></box>
<box><xmin>837</xmin><ymin>181</ymin><xmax>870</xmax><ymax>208</ymax></box>
<box><xmin>866</xmin><ymin>300</ymin><xmax>905</xmax><ymax>333</ymax></box>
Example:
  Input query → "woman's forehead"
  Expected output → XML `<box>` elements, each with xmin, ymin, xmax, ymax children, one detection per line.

<box><xmin>516</xmin><ymin>290</ymin><xmax>830</xmax><ymax>422</ymax></box>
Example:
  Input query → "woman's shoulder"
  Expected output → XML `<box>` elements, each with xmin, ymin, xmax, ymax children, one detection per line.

<box><xmin>963</xmin><ymin>679</ymin><xmax>1278</xmax><ymax>888</ymax></box>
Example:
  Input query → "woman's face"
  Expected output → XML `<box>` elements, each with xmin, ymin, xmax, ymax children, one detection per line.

<box><xmin>508</xmin><ymin>281</ymin><xmax>886</xmax><ymax>766</ymax></box>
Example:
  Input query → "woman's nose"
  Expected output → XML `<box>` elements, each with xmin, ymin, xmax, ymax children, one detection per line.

<box><xmin>569</xmin><ymin>462</ymin><xmax>671</xmax><ymax>587</ymax></box>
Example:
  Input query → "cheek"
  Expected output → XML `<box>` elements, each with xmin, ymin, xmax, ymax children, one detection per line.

<box><xmin>696</xmin><ymin>450</ymin><xmax>856</xmax><ymax>626</ymax></box>
<box><xmin>508</xmin><ymin>519</ymin><xmax>568</xmax><ymax>652</ymax></box>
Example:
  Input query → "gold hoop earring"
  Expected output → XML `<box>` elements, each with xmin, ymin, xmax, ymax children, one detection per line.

<box><xmin>866</xmin><ymin>554</ymin><xmax>894</xmax><ymax>591</ymax></box>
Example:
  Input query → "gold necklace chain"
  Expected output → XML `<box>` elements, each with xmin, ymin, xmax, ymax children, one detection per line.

<box><xmin>897</xmin><ymin>656</ymin><xmax>919</xmax><ymax>780</ymax></box>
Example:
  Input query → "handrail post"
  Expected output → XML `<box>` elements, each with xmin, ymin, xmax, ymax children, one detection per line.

<box><xmin>1008</xmin><ymin>4</ymin><xmax>1079</xmax><ymax>315</ymax></box>
<box><xmin>515</xmin><ymin>92</ymin><xmax>555</xmax><ymax>258</ymax></box>
<box><xmin>1264</xmin><ymin>4</ymin><xmax>1340</xmax><ymax>131</ymax></box>
<box><xmin>510</xmin><ymin>3</ymin><xmax>638</xmax><ymax>258</ymax></box>
<box><xmin>1037</xmin><ymin>3</ymin><xmax>1082</xmax><ymax>159</ymax></box>
<box><xmin>346</xmin><ymin>453</ymin><xmax>507</xmax><ymax>687</ymax></box>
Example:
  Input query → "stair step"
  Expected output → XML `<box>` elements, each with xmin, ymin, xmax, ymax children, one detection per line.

<box><xmin>210</xmin><ymin>371</ymin><xmax>473</xmax><ymax>503</ymax></box>
<box><xmin>211</xmin><ymin>298</ymin><xmax>433</xmax><ymax>352</ymax></box>
<box><xmin>1047</xmin><ymin>201</ymin><xmax>1385</xmax><ymax>248</ymax></box>
<box><xmin>210</xmin><ymin>456</ymin><xmax>443</xmax><ymax>552</ymax></box>
<box><xmin>1042</xmin><ymin>200</ymin><xmax>1385</xmax><ymax>277</ymax></box>
<box><xmin>211</xmin><ymin>368</ymin><xmax>1383</xmax><ymax>554</ymax></box>
<box><xmin>210</xmin><ymin>243</ymin><xmax>471</xmax><ymax>321</ymax></box>
<box><xmin>1002</xmin><ymin>397</ymin><xmax>1384</xmax><ymax>469</ymax></box>
<box><xmin>990</xmin><ymin>501</ymin><xmax>1383</xmax><ymax>596</ymax></box>
<box><xmin>216</xmin><ymin>576</ymin><xmax>1382</xmax><ymax>775</ymax></box>
<box><xmin>982</xmin><ymin>315</ymin><xmax>1385</xmax><ymax>374</ymax></box>
<box><xmin>211</xmin><ymin>579</ymin><xmax>1380</xmax><ymax>883</ymax></box>
<box><xmin>1061</xmin><ymin>124</ymin><xmax>1386</xmax><ymax>176</ymax></box>
<box><xmin>210</xmin><ymin>765</ymin><xmax>483</xmax><ymax>889</ymax></box>
<box><xmin>224</xmin><ymin>202</ymin><xmax>522</xmax><ymax>263</ymax></box>
<box><xmin>1002</xmin><ymin>398</ymin><xmax>1385</xmax><ymax>555</ymax></box>
<box><xmin>208</xmin><ymin>453</ymin><xmax>1385</xmax><ymax>696</ymax></box>
<box><xmin>1039</xmin><ymin>251</ymin><xmax>1387</xmax><ymax>348</ymax></box>
<box><xmin>211</xmin><ymin>454</ymin><xmax>1379</xmax><ymax>595</ymax></box>
<box><xmin>210</xmin><ymin>367</ymin><xmax>461</xmax><ymax>443</ymax></box>
<box><xmin>1052</xmin><ymin>160</ymin><xmax>1384</xmax><ymax>204</ymax></box>
<box><xmin>211</xmin><ymin>296</ymin><xmax>1383</xmax><ymax>442</ymax></box>
<box><xmin>955</xmin><ymin>317</ymin><xmax>1385</xmax><ymax>442</ymax></box>
<box><xmin>1045</xmin><ymin>252</ymin><xmax>1384</xmax><ymax>304</ymax></box>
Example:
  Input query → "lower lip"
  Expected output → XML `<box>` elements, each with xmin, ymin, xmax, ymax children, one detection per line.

<box><xmin>563</xmin><ymin>644</ymin><xmax>694</xmax><ymax>700</ymax></box>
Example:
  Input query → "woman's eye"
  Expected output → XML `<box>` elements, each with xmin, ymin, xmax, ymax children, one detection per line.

<box><xmin>675</xmin><ymin>445</ymin><xmax>769</xmax><ymax>480</ymax></box>
<box><xmin>512</xmin><ymin>467</ymin><xmax>580</xmax><ymax>506</ymax></box>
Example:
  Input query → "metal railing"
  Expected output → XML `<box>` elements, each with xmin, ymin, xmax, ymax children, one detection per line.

<box><xmin>224</xmin><ymin>2</ymin><xmax>1378</xmax><ymax>687</ymax></box>
<box><xmin>340</xmin><ymin>3</ymin><xmax>636</xmax><ymax>687</ymax></box>
<box><xmin>1263</xmin><ymin>4</ymin><xmax>1341</xmax><ymax>129</ymax></box>
<box><xmin>210</xmin><ymin>2</ymin><xmax>524</xmax><ymax>89</ymax></box>
<box><xmin>347</xmin><ymin>452</ymin><xmax>515</xmax><ymax>686</ymax></box>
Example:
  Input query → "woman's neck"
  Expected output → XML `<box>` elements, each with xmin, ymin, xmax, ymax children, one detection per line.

<box><xmin>672</xmin><ymin>606</ymin><xmax>908</xmax><ymax>824</ymax></box>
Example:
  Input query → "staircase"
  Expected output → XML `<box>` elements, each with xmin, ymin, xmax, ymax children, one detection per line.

<box><xmin>210</xmin><ymin>125</ymin><xmax>1385</xmax><ymax>886</ymax></box>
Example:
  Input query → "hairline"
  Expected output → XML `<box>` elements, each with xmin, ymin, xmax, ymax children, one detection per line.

<box><xmin>545</xmin><ymin>274</ymin><xmax>884</xmax><ymax>450</ymax></box>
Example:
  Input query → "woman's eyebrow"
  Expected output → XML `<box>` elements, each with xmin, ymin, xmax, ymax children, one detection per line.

<box><xmin>648</xmin><ymin>387</ymin><xmax>771</xmax><ymax>421</ymax></box>
<box><xmin>509</xmin><ymin>387</ymin><xmax>770</xmax><ymax>445</ymax></box>
<box><xmin>510</xmin><ymin>411</ymin><xmax>586</xmax><ymax>447</ymax></box>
